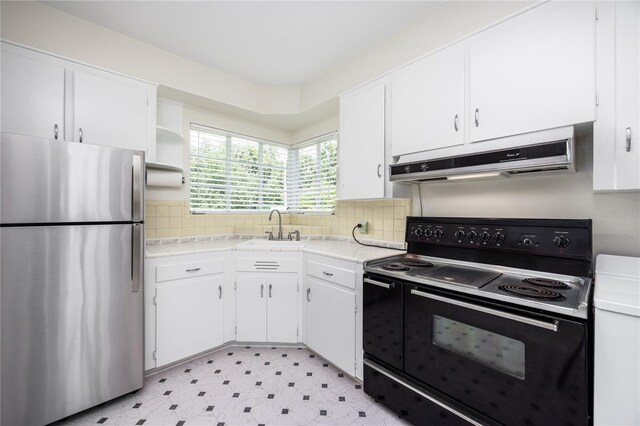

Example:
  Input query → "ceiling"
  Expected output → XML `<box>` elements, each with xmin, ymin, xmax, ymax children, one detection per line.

<box><xmin>42</xmin><ymin>1</ymin><xmax>440</xmax><ymax>87</ymax></box>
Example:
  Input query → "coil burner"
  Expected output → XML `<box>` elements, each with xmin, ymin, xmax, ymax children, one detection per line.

<box><xmin>380</xmin><ymin>263</ymin><xmax>410</xmax><ymax>272</ymax></box>
<box><xmin>399</xmin><ymin>257</ymin><xmax>434</xmax><ymax>268</ymax></box>
<box><xmin>498</xmin><ymin>285</ymin><xmax>564</xmax><ymax>300</ymax></box>
<box><xmin>522</xmin><ymin>278</ymin><xmax>570</xmax><ymax>289</ymax></box>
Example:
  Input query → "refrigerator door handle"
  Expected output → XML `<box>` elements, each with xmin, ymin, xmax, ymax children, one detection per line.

<box><xmin>132</xmin><ymin>223</ymin><xmax>143</xmax><ymax>292</ymax></box>
<box><xmin>132</xmin><ymin>153</ymin><xmax>144</xmax><ymax>222</ymax></box>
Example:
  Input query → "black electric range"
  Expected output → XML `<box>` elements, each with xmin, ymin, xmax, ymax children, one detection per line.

<box><xmin>362</xmin><ymin>217</ymin><xmax>593</xmax><ymax>426</ymax></box>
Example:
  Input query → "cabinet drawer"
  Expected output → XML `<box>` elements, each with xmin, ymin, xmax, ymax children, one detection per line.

<box><xmin>236</xmin><ymin>258</ymin><xmax>298</xmax><ymax>273</ymax></box>
<box><xmin>156</xmin><ymin>259</ymin><xmax>223</xmax><ymax>282</ymax></box>
<box><xmin>306</xmin><ymin>260</ymin><xmax>356</xmax><ymax>290</ymax></box>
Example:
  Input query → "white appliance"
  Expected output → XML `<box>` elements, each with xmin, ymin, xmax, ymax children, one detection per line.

<box><xmin>594</xmin><ymin>254</ymin><xmax>640</xmax><ymax>426</ymax></box>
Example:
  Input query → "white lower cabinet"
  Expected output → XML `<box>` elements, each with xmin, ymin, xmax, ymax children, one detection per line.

<box><xmin>145</xmin><ymin>253</ymin><xmax>226</xmax><ymax>371</ymax></box>
<box><xmin>156</xmin><ymin>275</ymin><xmax>224</xmax><ymax>367</ymax></box>
<box><xmin>303</xmin><ymin>254</ymin><xmax>357</xmax><ymax>376</ymax></box>
<box><xmin>236</xmin><ymin>273</ymin><xmax>298</xmax><ymax>343</ymax></box>
<box><xmin>306</xmin><ymin>277</ymin><xmax>356</xmax><ymax>375</ymax></box>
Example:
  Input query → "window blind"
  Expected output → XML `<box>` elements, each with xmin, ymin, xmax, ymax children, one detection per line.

<box><xmin>190</xmin><ymin>125</ymin><xmax>336</xmax><ymax>213</ymax></box>
<box><xmin>286</xmin><ymin>135</ymin><xmax>337</xmax><ymax>212</ymax></box>
<box><xmin>190</xmin><ymin>126</ymin><xmax>287</xmax><ymax>212</ymax></box>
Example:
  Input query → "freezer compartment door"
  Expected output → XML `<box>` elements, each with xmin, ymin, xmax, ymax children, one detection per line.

<box><xmin>1</xmin><ymin>133</ymin><xmax>144</xmax><ymax>224</ymax></box>
<box><xmin>1</xmin><ymin>224</ymin><xmax>144</xmax><ymax>426</ymax></box>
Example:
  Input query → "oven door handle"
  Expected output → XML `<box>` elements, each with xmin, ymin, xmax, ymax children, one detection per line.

<box><xmin>410</xmin><ymin>289</ymin><xmax>559</xmax><ymax>332</ymax></box>
<box><xmin>364</xmin><ymin>278</ymin><xmax>394</xmax><ymax>289</ymax></box>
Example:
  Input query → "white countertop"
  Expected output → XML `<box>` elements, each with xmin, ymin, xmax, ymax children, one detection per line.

<box><xmin>302</xmin><ymin>239</ymin><xmax>404</xmax><ymax>263</ymax></box>
<box><xmin>146</xmin><ymin>236</ymin><xmax>404</xmax><ymax>263</ymax></box>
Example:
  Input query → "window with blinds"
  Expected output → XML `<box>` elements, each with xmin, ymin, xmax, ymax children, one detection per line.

<box><xmin>287</xmin><ymin>135</ymin><xmax>337</xmax><ymax>212</ymax></box>
<box><xmin>190</xmin><ymin>125</ymin><xmax>336</xmax><ymax>213</ymax></box>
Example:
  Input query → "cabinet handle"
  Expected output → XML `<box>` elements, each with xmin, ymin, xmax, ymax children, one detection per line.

<box><xmin>627</xmin><ymin>127</ymin><xmax>632</xmax><ymax>152</ymax></box>
<box><xmin>454</xmin><ymin>114</ymin><xmax>459</xmax><ymax>132</ymax></box>
<box><xmin>377</xmin><ymin>164</ymin><xmax>382</xmax><ymax>178</ymax></box>
<box><xmin>54</xmin><ymin>124</ymin><xmax>59</xmax><ymax>140</ymax></box>
<box><xmin>261</xmin><ymin>283</ymin><xmax>264</xmax><ymax>298</ymax></box>
<box><xmin>218</xmin><ymin>285</ymin><xmax>222</xmax><ymax>299</ymax></box>
<box><xmin>269</xmin><ymin>283</ymin><xmax>272</xmax><ymax>298</ymax></box>
<box><xmin>185</xmin><ymin>267</ymin><xmax>201</xmax><ymax>273</ymax></box>
<box><xmin>78</xmin><ymin>127</ymin><xmax>83</xmax><ymax>143</ymax></box>
<box><xmin>474</xmin><ymin>109</ymin><xmax>479</xmax><ymax>127</ymax></box>
<box><xmin>306</xmin><ymin>287</ymin><xmax>311</xmax><ymax>302</ymax></box>
<box><xmin>323</xmin><ymin>271</ymin><xmax>333</xmax><ymax>277</ymax></box>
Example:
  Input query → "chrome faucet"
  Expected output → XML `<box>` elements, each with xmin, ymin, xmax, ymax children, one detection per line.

<box><xmin>268</xmin><ymin>209</ymin><xmax>283</xmax><ymax>240</ymax></box>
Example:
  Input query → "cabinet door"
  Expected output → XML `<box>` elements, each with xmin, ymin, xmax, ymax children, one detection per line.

<box><xmin>468</xmin><ymin>2</ymin><xmax>596</xmax><ymax>143</ymax></box>
<box><xmin>156</xmin><ymin>275</ymin><xmax>224</xmax><ymax>367</ymax></box>
<box><xmin>391</xmin><ymin>46</ymin><xmax>465</xmax><ymax>156</ymax></box>
<box><xmin>266</xmin><ymin>274</ymin><xmax>298</xmax><ymax>343</ymax></box>
<box><xmin>236</xmin><ymin>274</ymin><xmax>267</xmax><ymax>342</ymax></box>
<box><xmin>1</xmin><ymin>50</ymin><xmax>65</xmax><ymax>140</ymax></box>
<box><xmin>306</xmin><ymin>277</ymin><xmax>356</xmax><ymax>375</ymax></box>
<box><xmin>73</xmin><ymin>68</ymin><xmax>149</xmax><ymax>151</ymax></box>
<box><xmin>339</xmin><ymin>81</ymin><xmax>385</xmax><ymax>199</ymax></box>
<box><xmin>614</xmin><ymin>1</ymin><xmax>640</xmax><ymax>190</ymax></box>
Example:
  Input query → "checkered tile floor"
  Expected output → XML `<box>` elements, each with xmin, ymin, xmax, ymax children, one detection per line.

<box><xmin>58</xmin><ymin>346</ymin><xmax>409</xmax><ymax>425</ymax></box>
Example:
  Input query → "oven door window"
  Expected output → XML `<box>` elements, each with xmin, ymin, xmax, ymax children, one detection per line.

<box><xmin>433</xmin><ymin>315</ymin><xmax>525</xmax><ymax>379</ymax></box>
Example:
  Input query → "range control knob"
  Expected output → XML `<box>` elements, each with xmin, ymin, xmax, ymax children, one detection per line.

<box><xmin>414</xmin><ymin>228</ymin><xmax>424</xmax><ymax>237</ymax></box>
<box><xmin>523</xmin><ymin>238</ymin><xmax>533</xmax><ymax>246</ymax></box>
<box><xmin>481</xmin><ymin>231</ymin><xmax>492</xmax><ymax>242</ymax></box>
<box><xmin>553</xmin><ymin>235</ymin><xmax>570</xmax><ymax>248</ymax></box>
<box><xmin>468</xmin><ymin>231</ymin><xmax>479</xmax><ymax>242</ymax></box>
<box><xmin>454</xmin><ymin>230</ymin><xmax>466</xmax><ymax>241</ymax></box>
<box><xmin>494</xmin><ymin>232</ymin><xmax>505</xmax><ymax>244</ymax></box>
<box><xmin>434</xmin><ymin>229</ymin><xmax>444</xmax><ymax>239</ymax></box>
<box><xmin>425</xmin><ymin>228</ymin><xmax>433</xmax><ymax>237</ymax></box>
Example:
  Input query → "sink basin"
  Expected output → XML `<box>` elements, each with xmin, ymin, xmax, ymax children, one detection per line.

<box><xmin>237</xmin><ymin>239</ymin><xmax>307</xmax><ymax>249</ymax></box>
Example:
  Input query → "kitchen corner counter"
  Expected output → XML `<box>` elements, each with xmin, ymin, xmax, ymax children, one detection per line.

<box><xmin>145</xmin><ymin>237</ymin><xmax>240</xmax><ymax>258</ymax></box>
<box><xmin>302</xmin><ymin>239</ymin><xmax>405</xmax><ymax>263</ymax></box>
<box><xmin>145</xmin><ymin>235</ymin><xmax>404</xmax><ymax>262</ymax></box>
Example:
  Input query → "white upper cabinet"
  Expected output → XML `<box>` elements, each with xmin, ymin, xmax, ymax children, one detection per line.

<box><xmin>1</xmin><ymin>42</ymin><xmax>156</xmax><ymax>154</ymax></box>
<box><xmin>73</xmin><ymin>68</ymin><xmax>151</xmax><ymax>152</ymax></box>
<box><xmin>1</xmin><ymin>49</ymin><xmax>65</xmax><ymax>140</ymax></box>
<box><xmin>339</xmin><ymin>81</ymin><xmax>386</xmax><ymax>199</ymax></box>
<box><xmin>468</xmin><ymin>1</ymin><xmax>596</xmax><ymax>143</ymax></box>
<box><xmin>594</xmin><ymin>1</ymin><xmax>640</xmax><ymax>191</ymax></box>
<box><xmin>391</xmin><ymin>45</ymin><xmax>465</xmax><ymax>156</ymax></box>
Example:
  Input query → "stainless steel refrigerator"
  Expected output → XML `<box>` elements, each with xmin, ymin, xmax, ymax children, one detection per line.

<box><xmin>1</xmin><ymin>133</ymin><xmax>145</xmax><ymax>425</ymax></box>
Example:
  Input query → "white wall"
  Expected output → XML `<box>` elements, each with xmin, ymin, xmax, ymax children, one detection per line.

<box><xmin>417</xmin><ymin>135</ymin><xmax>640</xmax><ymax>258</ymax></box>
<box><xmin>291</xmin><ymin>113</ymin><xmax>339</xmax><ymax>145</ymax></box>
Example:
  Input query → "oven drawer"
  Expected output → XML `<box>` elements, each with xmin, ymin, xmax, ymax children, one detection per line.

<box><xmin>363</xmin><ymin>274</ymin><xmax>403</xmax><ymax>370</ymax></box>
<box><xmin>363</xmin><ymin>360</ymin><xmax>491</xmax><ymax>426</ymax></box>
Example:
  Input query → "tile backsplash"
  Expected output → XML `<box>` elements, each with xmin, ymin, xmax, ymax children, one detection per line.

<box><xmin>144</xmin><ymin>199</ymin><xmax>411</xmax><ymax>242</ymax></box>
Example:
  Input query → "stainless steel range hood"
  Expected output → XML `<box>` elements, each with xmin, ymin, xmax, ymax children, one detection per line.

<box><xmin>389</xmin><ymin>134</ymin><xmax>575</xmax><ymax>183</ymax></box>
